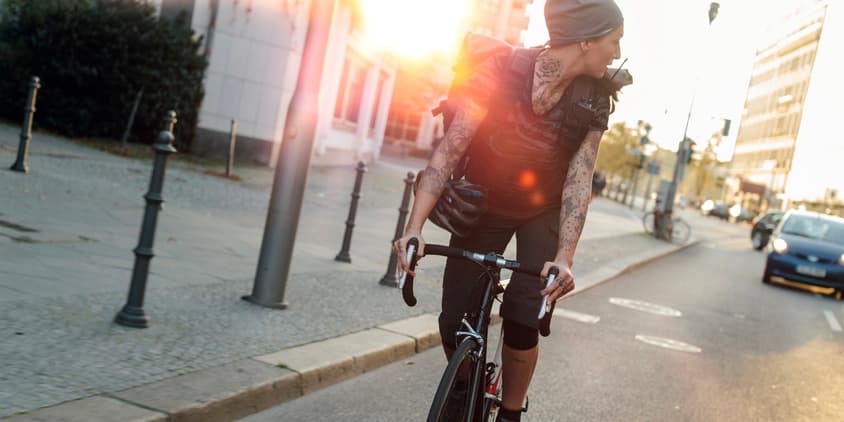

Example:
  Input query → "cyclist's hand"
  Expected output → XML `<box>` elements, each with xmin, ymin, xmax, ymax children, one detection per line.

<box><xmin>393</xmin><ymin>231</ymin><xmax>425</xmax><ymax>277</ymax></box>
<box><xmin>540</xmin><ymin>261</ymin><xmax>574</xmax><ymax>305</ymax></box>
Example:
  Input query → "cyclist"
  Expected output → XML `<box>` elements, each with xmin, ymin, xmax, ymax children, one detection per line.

<box><xmin>395</xmin><ymin>1</ymin><xmax>626</xmax><ymax>420</ymax></box>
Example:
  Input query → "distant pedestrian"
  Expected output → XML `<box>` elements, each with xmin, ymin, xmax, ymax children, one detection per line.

<box><xmin>592</xmin><ymin>169</ymin><xmax>607</xmax><ymax>199</ymax></box>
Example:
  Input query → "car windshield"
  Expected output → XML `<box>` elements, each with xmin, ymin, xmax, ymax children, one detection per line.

<box><xmin>780</xmin><ymin>215</ymin><xmax>844</xmax><ymax>246</ymax></box>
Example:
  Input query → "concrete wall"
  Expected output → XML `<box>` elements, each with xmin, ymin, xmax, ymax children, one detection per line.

<box><xmin>188</xmin><ymin>0</ymin><xmax>308</xmax><ymax>165</ymax></box>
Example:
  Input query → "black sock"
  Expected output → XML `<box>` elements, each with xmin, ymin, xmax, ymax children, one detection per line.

<box><xmin>497</xmin><ymin>407</ymin><xmax>521</xmax><ymax>422</ymax></box>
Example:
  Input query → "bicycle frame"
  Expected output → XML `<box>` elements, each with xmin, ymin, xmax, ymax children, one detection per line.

<box><xmin>400</xmin><ymin>240</ymin><xmax>552</xmax><ymax>421</ymax></box>
<box><xmin>455</xmin><ymin>266</ymin><xmax>500</xmax><ymax>420</ymax></box>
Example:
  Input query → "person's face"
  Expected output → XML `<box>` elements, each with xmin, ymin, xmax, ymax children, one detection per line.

<box><xmin>582</xmin><ymin>24</ymin><xmax>623</xmax><ymax>78</ymax></box>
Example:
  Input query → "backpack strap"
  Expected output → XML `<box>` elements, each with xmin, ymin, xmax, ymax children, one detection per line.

<box><xmin>504</xmin><ymin>48</ymin><xmax>599</xmax><ymax>144</ymax></box>
<box><xmin>509</xmin><ymin>47</ymin><xmax>542</xmax><ymax>79</ymax></box>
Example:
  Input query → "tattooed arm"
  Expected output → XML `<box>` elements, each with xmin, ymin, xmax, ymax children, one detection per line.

<box><xmin>556</xmin><ymin>130</ymin><xmax>602</xmax><ymax>265</ymax></box>
<box><xmin>540</xmin><ymin>130</ymin><xmax>602</xmax><ymax>303</ymax></box>
<box><xmin>394</xmin><ymin>99</ymin><xmax>488</xmax><ymax>274</ymax></box>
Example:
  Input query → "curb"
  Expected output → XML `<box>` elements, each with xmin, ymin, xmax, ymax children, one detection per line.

<box><xmin>6</xmin><ymin>240</ymin><xmax>697</xmax><ymax>422</ymax></box>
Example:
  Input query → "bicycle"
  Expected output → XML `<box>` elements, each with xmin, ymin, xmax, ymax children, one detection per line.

<box><xmin>400</xmin><ymin>238</ymin><xmax>558</xmax><ymax>422</ymax></box>
<box><xmin>642</xmin><ymin>208</ymin><xmax>691</xmax><ymax>244</ymax></box>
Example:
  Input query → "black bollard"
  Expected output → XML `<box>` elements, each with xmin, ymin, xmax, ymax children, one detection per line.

<box><xmin>335</xmin><ymin>161</ymin><xmax>367</xmax><ymax>263</ymax></box>
<box><xmin>226</xmin><ymin>119</ymin><xmax>237</xmax><ymax>177</ymax></box>
<box><xmin>10</xmin><ymin>76</ymin><xmax>41</xmax><ymax>173</ymax></box>
<box><xmin>115</xmin><ymin>111</ymin><xmax>178</xmax><ymax>328</ymax></box>
<box><xmin>379</xmin><ymin>172</ymin><xmax>415</xmax><ymax>287</ymax></box>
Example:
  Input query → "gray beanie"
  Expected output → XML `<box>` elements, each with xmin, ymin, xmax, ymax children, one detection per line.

<box><xmin>544</xmin><ymin>0</ymin><xmax>623</xmax><ymax>46</ymax></box>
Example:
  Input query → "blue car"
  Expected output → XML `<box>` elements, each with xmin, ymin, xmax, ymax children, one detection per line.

<box><xmin>763</xmin><ymin>210</ymin><xmax>844</xmax><ymax>300</ymax></box>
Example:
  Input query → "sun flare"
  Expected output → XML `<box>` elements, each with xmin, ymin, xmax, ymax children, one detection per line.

<box><xmin>359</xmin><ymin>0</ymin><xmax>470</xmax><ymax>58</ymax></box>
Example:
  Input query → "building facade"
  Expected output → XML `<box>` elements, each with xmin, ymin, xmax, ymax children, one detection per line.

<box><xmin>150</xmin><ymin>0</ymin><xmax>396</xmax><ymax>166</ymax></box>
<box><xmin>383</xmin><ymin>0</ymin><xmax>532</xmax><ymax>155</ymax></box>
<box><xmin>729</xmin><ymin>0</ymin><xmax>842</xmax><ymax>209</ymax></box>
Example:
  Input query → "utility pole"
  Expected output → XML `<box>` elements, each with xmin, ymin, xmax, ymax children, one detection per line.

<box><xmin>660</xmin><ymin>2</ymin><xmax>719</xmax><ymax>237</ymax></box>
<box><xmin>244</xmin><ymin>0</ymin><xmax>335</xmax><ymax>309</ymax></box>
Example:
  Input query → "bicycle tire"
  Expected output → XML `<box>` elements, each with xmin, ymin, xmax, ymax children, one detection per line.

<box><xmin>427</xmin><ymin>338</ymin><xmax>482</xmax><ymax>422</ymax></box>
<box><xmin>642</xmin><ymin>211</ymin><xmax>656</xmax><ymax>234</ymax></box>
<box><xmin>670</xmin><ymin>218</ymin><xmax>691</xmax><ymax>244</ymax></box>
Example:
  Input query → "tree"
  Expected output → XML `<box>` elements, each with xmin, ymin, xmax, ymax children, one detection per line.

<box><xmin>680</xmin><ymin>132</ymin><xmax>729</xmax><ymax>203</ymax></box>
<box><xmin>0</xmin><ymin>0</ymin><xmax>208</xmax><ymax>150</ymax></box>
<box><xmin>595</xmin><ymin>122</ymin><xmax>639</xmax><ymax>175</ymax></box>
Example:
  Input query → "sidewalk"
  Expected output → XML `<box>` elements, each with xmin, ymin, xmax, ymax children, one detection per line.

<box><xmin>0</xmin><ymin>123</ymin><xmax>696</xmax><ymax>421</ymax></box>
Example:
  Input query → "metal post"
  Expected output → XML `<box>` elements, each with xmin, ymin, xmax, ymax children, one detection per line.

<box><xmin>380</xmin><ymin>172</ymin><xmax>415</xmax><ymax>287</ymax></box>
<box><xmin>115</xmin><ymin>111</ymin><xmax>178</xmax><ymax>328</ymax></box>
<box><xmin>226</xmin><ymin>119</ymin><xmax>237</xmax><ymax>177</ymax></box>
<box><xmin>335</xmin><ymin>161</ymin><xmax>367</xmax><ymax>263</ymax></box>
<box><xmin>120</xmin><ymin>88</ymin><xmax>144</xmax><ymax>154</ymax></box>
<box><xmin>629</xmin><ymin>155</ymin><xmax>644</xmax><ymax>209</ymax></box>
<box><xmin>10</xmin><ymin>76</ymin><xmax>41</xmax><ymax>173</ymax></box>
<box><xmin>642</xmin><ymin>173</ymin><xmax>654</xmax><ymax>212</ymax></box>
<box><xmin>244</xmin><ymin>0</ymin><xmax>335</xmax><ymax>309</ymax></box>
<box><xmin>621</xmin><ymin>172</ymin><xmax>631</xmax><ymax>205</ymax></box>
<box><xmin>661</xmin><ymin>140</ymin><xmax>690</xmax><ymax>239</ymax></box>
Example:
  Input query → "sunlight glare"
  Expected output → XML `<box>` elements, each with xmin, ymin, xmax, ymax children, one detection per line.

<box><xmin>360</xmin><ymin>0</ymin><xmax>470</xmax><ymax>58</ymax></box>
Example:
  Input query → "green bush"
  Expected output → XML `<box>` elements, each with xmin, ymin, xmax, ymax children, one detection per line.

<box><xmin>0</xmin><ymin>0</ymin><xmax>207</xmax><ymax>151</ymax></box>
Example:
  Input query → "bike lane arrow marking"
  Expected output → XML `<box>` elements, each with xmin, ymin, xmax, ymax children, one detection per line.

<box><xmin>553</xmin><ymin>308</ymin><xmax>600</xmax><ymax>324</ymax></box>
<box><xmin>609</xmin><ymin>297</ymin><xmax>682</xmax><ymax>317</ymax></box>
<box><xmin>635</xmin><ymin>335</ymin><xmax>702</xmax><ymax>353</ymax></box>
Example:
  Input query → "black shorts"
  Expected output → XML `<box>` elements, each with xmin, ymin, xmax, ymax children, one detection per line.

<box><xmin>438</xmin><ymin>207</ymin><xmax>560</xmax><ymax>347</ymax></box>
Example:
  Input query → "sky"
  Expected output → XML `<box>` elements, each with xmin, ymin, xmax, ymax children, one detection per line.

<box><xmin>524</xmin><ymin>0</ymin><xmax>800</xmax><ymax>160</ymax></box>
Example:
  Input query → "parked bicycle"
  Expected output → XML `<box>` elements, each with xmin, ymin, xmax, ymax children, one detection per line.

<box><xmin>642</xmin><ymin>208</ymin><xmax>691</xmax><ymax>243</ymax></box>
<box><xmin>399</xmin><ymin>238</ymin><xmax>558</xmax><ymax>422</ymax></box>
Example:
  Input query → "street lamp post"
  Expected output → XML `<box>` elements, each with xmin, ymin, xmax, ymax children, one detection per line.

<box><xmin>661</xmin><ymin>2</ymin><xmax>719</xmax><ymax>237</ymax></box>
<box><xmin>244</xmin><ymin>0</ymin><xmax>335</xmax><ymax>309</ymax></box>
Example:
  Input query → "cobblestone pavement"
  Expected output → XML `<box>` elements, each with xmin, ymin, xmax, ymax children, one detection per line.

<box><xmin>0</xmin><ymin>122</ymin><xmax>658</xmax><ymax>417</ymax></box>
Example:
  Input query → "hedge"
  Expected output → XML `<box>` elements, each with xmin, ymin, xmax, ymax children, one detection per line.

<box><xmin>0</xmin><ymin>0</ymin><xmax>208</xmax><ymax>150</ymax></box>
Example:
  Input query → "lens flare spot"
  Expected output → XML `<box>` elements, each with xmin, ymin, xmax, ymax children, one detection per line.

<box><xmin>519</xmin><ymin>170</ymin><xmax>537</xmax><ymax>188</ymax></box>
<box><xmin>530</xmin><ymin>192</ymin><xmax>544</xmax><ymax>206</ymax></box>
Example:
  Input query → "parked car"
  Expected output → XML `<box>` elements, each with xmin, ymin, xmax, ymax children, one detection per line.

<box><xmin>707</xmin><ymin>202</ymin><xmax>730</xmax><ymax>220</ymax></box>
<box><xmin>763</xmin><ymin>210</ymin><xmax>844</xmax><ymax>300</ymax></box>
<box><xmin>750</xmin><ymin>210</ymin><xmax>784</xmax><ymax>250</ymax></box>
<box><xmin>728</xmin><ymin>204</ymin><xmax>756</xmax><ymax>223</ymax></box>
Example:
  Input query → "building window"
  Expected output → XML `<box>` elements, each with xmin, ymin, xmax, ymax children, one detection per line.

<box><xmin>334</xmin><ymin>55</ymin><xmax>366</xmax><ymax>128</ymax></box>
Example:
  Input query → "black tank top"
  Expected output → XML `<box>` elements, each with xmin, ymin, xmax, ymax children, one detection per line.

<box><xmin>465</xmin><ymin>51</ymin><xmax>609</xmax><ymax>219</ymax></box>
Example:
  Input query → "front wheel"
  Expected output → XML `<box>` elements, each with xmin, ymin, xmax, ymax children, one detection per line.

<box><xmin>427</xmin><ymin>338</ymin><xmax>482</xmax><ymax>422</ymax></box>
<box><xmin>751</xmin><ymin>232</ymin><xmax>765</xmax><ymax>250</ymax></box>
<box><xmin>642</xmin><ymin>211</ymin><xmax>656</xmax><ymax>235</ymax></box>
<box><xmin>670</xmin><ymin>218</ymin><xmax>691</xmax><ymax>244</ymax></box>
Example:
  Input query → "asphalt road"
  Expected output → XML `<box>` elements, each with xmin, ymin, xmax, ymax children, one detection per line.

<box><xmin>241</xmin><ymin>212</ymin><xmax>844</xmax><ymax>422</ymax></box>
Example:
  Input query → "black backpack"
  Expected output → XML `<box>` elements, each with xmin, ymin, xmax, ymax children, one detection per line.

<box><xmin>432</xmin><ymin>33</ymin><xmax>628</xmax><ymax>179</ymax></box>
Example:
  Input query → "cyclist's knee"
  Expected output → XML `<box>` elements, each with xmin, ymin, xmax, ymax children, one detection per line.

<box><xmin>502</xmin><ymin>319</ymin><xmax>538</xmax><ymax>350</ymax></box>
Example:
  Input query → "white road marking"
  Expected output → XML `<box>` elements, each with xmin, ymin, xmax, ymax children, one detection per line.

<box><xmin>823</xmin><ymin>310</ymin><xmax>842</xmax><ymax>332</ymax></box>
<box><xmin>609</xmin><ymin>298</ymin><xmax>683</xmax><ymax>317</ymax></box>
<box><xmin>635</xmin><ymin>335</ymin><xmax>702</xmax><ymax>353</ymax></box>
<box><xmin>553</xmin><ymin>308</ymin><xmax>600</xmax><ymax>324</ymax></box>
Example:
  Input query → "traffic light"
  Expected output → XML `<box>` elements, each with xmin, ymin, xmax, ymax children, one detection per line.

<box><xmin>709</xmin><ymin>2</ymin><xmax>720</xmax><ymax>24</ymax></box>
<box><xmin>684</xmin><ymin>139</ymin><xmax>696</xmax><ymax>164</ymax></box>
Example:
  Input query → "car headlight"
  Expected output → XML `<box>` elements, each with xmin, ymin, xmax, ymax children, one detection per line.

<box><xmin>772</xmin><ymin>238</ymin><xmax>788</xmax><ymax>254</ymax></box>
<box><xmin>839</xmin><ymin>253</ymin><xmax>844</xmax><ymax>266</ymax></box>
<box><xmin>729</xmin><ymin>205</ymin><xmax>741</xmax><ymax>218</ymax></box>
